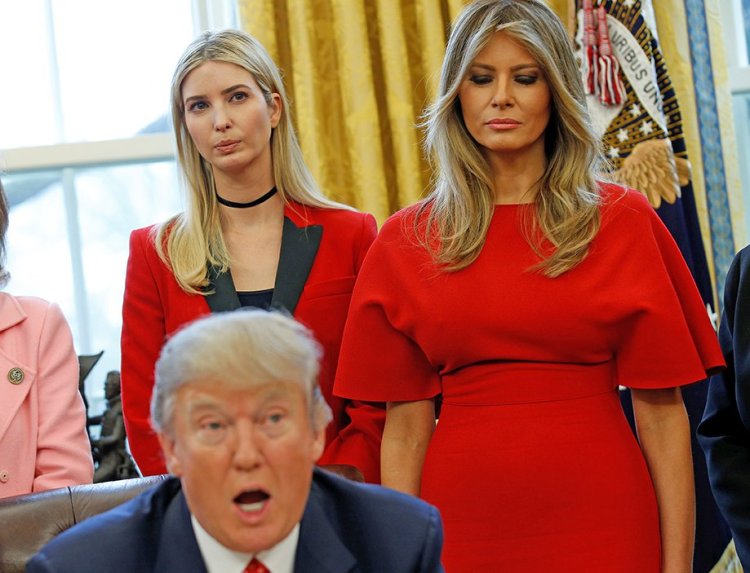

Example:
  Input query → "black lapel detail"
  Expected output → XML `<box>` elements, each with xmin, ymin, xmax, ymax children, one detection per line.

<box><xmin>271</xmin><ymin>217</ymin><xmax>322</xmax><ymax>314</ymax></box>
<box><xmin>204</xmin><ymin>265</ymin><xmax>241</xmax><ymax>313</ymax></box>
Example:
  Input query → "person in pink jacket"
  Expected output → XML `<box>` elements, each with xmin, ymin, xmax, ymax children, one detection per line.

<box><xmin>0</xmin><ymin>179</ymin><xmax>93</xmax><ymax>498</ymax></box>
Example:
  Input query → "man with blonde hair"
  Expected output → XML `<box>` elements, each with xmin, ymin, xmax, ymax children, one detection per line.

<box><xmin>28</xmin><ymin>310</ymin><xmax>444</xmax><ymax>573</ymax></box>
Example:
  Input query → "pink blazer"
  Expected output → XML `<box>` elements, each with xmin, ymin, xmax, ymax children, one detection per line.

<box><xmin>0</xmin><ymin>293</ymin><xmax>93</xmax><ymax>498</ymax></box>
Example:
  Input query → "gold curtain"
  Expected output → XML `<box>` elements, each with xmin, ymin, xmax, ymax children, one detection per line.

<box><xmin>238</xmin><ymin>0</ymin><xmax>468</xmax><ymax>222</ymax></box>
<box><xmin>652</xmin><ymin>0</ymin><xmax>745</xmax><ymax>249</ymax></box>
<box><xmin>650</xmin><ymin>1</ymin><xmax>743</xmax><ymax>294</ymax></box>
<box><xmin>239</xmin><ymin>0</ymin><xmax>742</xmax><ymax>251</ymax></box>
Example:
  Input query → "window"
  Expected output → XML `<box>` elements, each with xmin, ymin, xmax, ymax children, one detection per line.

<box><xmin>720</xmin><ymin>0</ymin><xmax>750</xmax><ymax>236</ymax></box>
<box><xmin>0</xmin><ymin>0</ymin><xmax>237</xmax><ymax>413</ymax></box>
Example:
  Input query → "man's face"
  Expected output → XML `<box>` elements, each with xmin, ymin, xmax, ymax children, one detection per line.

<box><xmin>159</xmin><ymin>379</ymin><xmax>324</xmax><ymax>553</ymax></box>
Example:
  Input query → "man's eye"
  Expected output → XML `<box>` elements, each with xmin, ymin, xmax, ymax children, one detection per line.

<box><xmin>194</xmin><ymin>418</ymin><xmax>229</xmax><ymax>444</ymax></box>
<box><xmin>259</xmin><ymin>410</ymin><xmax>289</xmax><ymax>437</ymax></box>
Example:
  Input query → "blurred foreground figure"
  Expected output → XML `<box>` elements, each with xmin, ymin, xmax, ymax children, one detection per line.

<box><xmin>28</xmin><ymin>311</ymin><xmax>443</xmax><ymax>573</ymax></box>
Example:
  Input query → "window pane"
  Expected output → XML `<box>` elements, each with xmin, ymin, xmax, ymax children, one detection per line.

<box><xmin>732</xmin><ymin>93</ymin><xmax>750</xmax><ymax>236</ymax></box>
<box><xmin>2</xmin><ymin>161</ymin><xmax>182</xmax><ymax>412</ymax></box>
<box><xmin>5</xmin><ymin>176</ymin><xmax>74</xmax><ymax>312</ymax></box>
<box><xmin>0</xmin><ymin>1</ymin><xmax>59</xmax><ymax>148</ymax></box>
<box><xmin>0</xmin><ymin>0</ymin><xmax>194</xmax><ymax>148</ymax></box>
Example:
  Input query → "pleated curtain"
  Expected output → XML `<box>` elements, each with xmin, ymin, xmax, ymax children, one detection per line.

<box><xmin>238</xmin><ymin>0</ymin><xmax>468</xmax><ymax>223</ymax></box>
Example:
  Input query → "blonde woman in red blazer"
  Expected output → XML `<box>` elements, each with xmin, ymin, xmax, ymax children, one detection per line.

<box><xmin>0</xmin><ymin>183</ymin><xmax>93</xmax><ymax>498</ymax></box>
<box><xmin>120</xmin><ymin>30</ymin><xmax>384</xmax><ymax>482</ymax></box>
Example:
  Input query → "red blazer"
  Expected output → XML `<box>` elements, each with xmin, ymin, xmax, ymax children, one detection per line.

<box><xmin>121</xmin><ymin>203</ymin><xmax>384</xmax><ymax>482</ymax></box>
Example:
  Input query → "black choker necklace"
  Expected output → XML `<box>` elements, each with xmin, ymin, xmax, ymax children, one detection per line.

<box><xmin>216</xmin><ymin>187</ymin><xmax>277</xmax><ymax>208</ymax></box>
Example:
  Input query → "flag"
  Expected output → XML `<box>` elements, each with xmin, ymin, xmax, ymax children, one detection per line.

<box><xmin>574</xmin><ymin>0</ymin><xmax>715</xmax><ymax>315</ymax></box>
<box><xmin>573</xmin><ymin>2</ymin><xmax>730</xmax><ymax>570</ymax></box>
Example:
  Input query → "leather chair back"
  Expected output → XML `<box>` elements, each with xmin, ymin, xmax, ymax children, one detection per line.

<box><xmin>0</xmin><ymin>475</ymin><xmax>167</xmax><ymax>573</ymax></box>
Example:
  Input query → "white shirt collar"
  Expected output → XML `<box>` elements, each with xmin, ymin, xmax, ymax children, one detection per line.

<box><xmin>191</xmin><ymin>514</ymin><xmax>299</xmax><ymax>573</ymax></box>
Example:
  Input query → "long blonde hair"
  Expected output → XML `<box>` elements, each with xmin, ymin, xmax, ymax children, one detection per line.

<box><xmin>159</xmin><ymin>29</ymin><xmax>345</xmax><ymax>293</ymax></box>
<box><xmin>420</xmin><ymin>0</ymin><xmax>607</xmax><ymax>276</ymax></box>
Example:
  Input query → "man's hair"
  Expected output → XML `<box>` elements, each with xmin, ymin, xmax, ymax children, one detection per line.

<box><xmin>151</xmin><ymin>309</ymin><xmax>332</xmax><ymax>436</ymax></box>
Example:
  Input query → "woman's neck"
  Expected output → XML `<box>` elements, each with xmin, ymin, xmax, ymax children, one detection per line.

<box><xmin>486</xmin><ymin>150</ymin><xmax>547</xmax><ymax>204</ymax></box>
<box><xmin>213</xmin><ymin>166</ymin><xmax>275</xmax><ymax>202</ymax></box>
<box><xmin>213</xmin><ymin>169</ymin><xmax>283</xmax><ymax>229</ymax></box>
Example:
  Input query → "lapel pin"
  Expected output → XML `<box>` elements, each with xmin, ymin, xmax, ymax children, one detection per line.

<box><xmin>7</xmin><ymin>367</ymin><xmax>24</xmax><ymax>385</ymax></box>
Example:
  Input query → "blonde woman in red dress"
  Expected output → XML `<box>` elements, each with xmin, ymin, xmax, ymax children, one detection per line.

<box><xmin>334</xmin><ymin>0</ymin><xmax>723</xmax><ymax>570</ymax></box>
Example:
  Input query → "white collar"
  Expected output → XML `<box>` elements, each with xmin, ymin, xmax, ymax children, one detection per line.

<box><xmin>191</xmin><ymin>514</ymin><xmax>299</xmax><ymax>573</ymax></box>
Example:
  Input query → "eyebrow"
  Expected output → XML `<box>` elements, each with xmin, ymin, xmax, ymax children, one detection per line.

<box><xmin>468</xmin><ymin>63</ymin><xmax>540</xmax><ymax>72</ymax></box>
<box><xmin>186</xmin><ymin>398</ymin><xmax>224</xmax><ymax>416</ymax></box>
<box><xmin>184</xmin><ymin>83</ymin><xmax>251</xmax><ymax>105</ymax></box>
<box><xmin>184</xmin><ymin>385</ymin><xmax>297</xmax><ymax>415</ymax></box>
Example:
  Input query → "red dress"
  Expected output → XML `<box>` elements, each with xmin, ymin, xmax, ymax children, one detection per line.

<box><xmin>334</xmin><ymin>186</ymin><xmax>723</xmax><ymax>571</ymax></box>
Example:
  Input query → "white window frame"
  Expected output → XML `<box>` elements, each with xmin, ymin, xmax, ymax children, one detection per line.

<box><xmin>0</xmin><ymin>0</ymin><xmax>237</xmax><ymax>355</ymax></box>
<box><xmin>721</xmin><ymin>2</ymin><xmax>750</xmax><ymax>92</ymax></box>
<box><xmin>719</xmin><ymin>1</ymin><xmax>750</xmax><ymax>240</ymax></box>
<box><xmin>1</xmin><ymin>0</ymin><xmax>237</xmax><ymax>174</ymax></box>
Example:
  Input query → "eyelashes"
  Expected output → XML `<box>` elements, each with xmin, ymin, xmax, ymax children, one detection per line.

<box><xmin>187</xmin><ymin>100</ymin><xmax>208</xmax><ymax>112</ymax></box>
<box><xmin>229</xmin><ymin>91</ymin><xmax>249</xmax><ymax>102</ymax></box>
<box><xmin>185</xmin><ymin>90</ymin><xmax>251</xmax><ymax>113</ymax></box>
<box><xmin>467</xmin><ymin>74</ymin><xmax>541</xmax><ymax>86</ymax></box>
<box><xmin>515</xmin><ymin>75</ymin><xmax>540</xmax><ymax>85</ymax></box>
<box><xmin>468</xmin><ymin>75</ymin><xmax>493</xmax><ymax>85</ymax></box>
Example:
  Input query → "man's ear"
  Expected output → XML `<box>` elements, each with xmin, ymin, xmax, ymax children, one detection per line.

<box><xmin>158</xmin><ymin>432</ymin><xmax>183</xmax><ymax>477</ymax></box>
<box><xmin>311</xmin><ymin>428</ymin><xmax>325</xmax><ymax>464</ymax></box>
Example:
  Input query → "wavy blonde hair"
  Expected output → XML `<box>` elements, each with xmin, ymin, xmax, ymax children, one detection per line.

<box><xmin>159</xmin><ymin>29</ymin><xmax>346</xmax><ymax>293</ymax></box>
<box><xmin>420</xmin><ymin>0</ymin><xmax>608</xmax><ymax>276</ymax></box>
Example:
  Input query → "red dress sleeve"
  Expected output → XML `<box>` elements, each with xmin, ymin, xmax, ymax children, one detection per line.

<box><xmin>317</xmin><ymin>212</ymin><xmax>387</xmax><ymax>483</ymax></box>
<box><xmin>120</xmin><ymin>227</ymin><xmax>168</xmax><ymax>476</ymax></box>
<box><xmin>335</xmin><ymin>212</ymin><xmax>441</xmax><ymax>402</ymax></box>
<box><xmin>606</xmin><ymin>189</ymin><xmax>724</xmax><ymax>389</ymax></box>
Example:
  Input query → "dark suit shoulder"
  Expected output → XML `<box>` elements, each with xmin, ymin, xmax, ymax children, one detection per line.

<box><xmin>731</xmin><ymin>244</ymin><xmax>750</xmax><ymax>284</ymax></box>
<box><xmin>312</xmin><ymin>467</ymin><xmax>435</xmax><ymax>518</ymax></box>
<box><xmin>304</xmin><ymin>469</ymin><xmax>443</xmax><ymax>572</ymax></box>
<box><xmin>26</xmin><ymin>478</ymin><xmax>183</xmax><ymax>573</ymax></box>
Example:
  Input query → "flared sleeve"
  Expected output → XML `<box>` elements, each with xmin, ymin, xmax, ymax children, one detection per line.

<box><xmin>607</xmin><ymin>189</ymin><xmax>724</xmax><ymax>389</ymax></box>
<box><xmin>334</xmin><ymin>211</ymin><xmax>441</xmax><ymax>402</ymax></box>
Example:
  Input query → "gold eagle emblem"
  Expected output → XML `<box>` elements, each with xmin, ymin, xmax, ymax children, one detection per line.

<box><xmin>612</xmin><ymin>138</ymin><xmax>691</xmax><ymax>209</ymax></box>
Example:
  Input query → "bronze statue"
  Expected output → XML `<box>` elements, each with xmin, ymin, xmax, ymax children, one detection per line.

<box><xmin>89</xmin><ymin>371</ymin><xmax>139</xmax><ymax>482</ymax></box>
